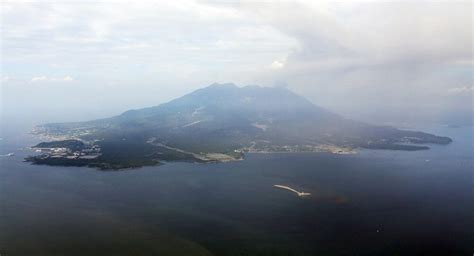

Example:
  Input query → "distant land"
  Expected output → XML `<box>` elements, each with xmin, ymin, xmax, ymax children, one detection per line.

<box><xmin>26</xmin><ymin>83</ymin><xmax>452</xmax><ymax>170</ymax></box>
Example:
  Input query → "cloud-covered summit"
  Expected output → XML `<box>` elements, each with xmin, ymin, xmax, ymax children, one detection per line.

<box><xmin>2</xmin><ymin>0</ymin><xmax>472</xmax><ymax>125</ymax></box>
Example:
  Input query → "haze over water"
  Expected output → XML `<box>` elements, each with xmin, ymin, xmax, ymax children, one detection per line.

<box><xmin>0</xmin><ymin>124</ymin><xmax>472</xmax><ymax>255</ymax></box>
<box><xmin>1</xmin><ymin>1</ymin><xmax>472</xmax><ymax>255</ymax></box>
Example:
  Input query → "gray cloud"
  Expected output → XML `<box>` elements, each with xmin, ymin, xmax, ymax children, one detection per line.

<box><xmin>224</xmin><ymin>1</ymin><xmax>472</xmax><ymax>124</ymax></box>
<box><xmin>1</xmin><ymin>0</ymin><xmax>472</xmax><ymax>125</ymax></box>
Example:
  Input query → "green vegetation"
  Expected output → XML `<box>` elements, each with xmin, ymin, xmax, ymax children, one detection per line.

<box><xmin>364</xmin><ymin>143</ymin><xmax>430</xmax><ymax>151</ymax></box>
<box><xmin>28</xmin><ymin>83</ymin><xmax>452</xmax><ymax>170</ymax></box>
<box><xmin>34</xmin><ymin>139</ymin><xmax>85</xmax><ymax>151</ymax></box>
<box><xmin>26</xmin><ymin>138</ymin><xmax>201</xmax><ymax>170</ymax></box>
<box><xmin>25</xmin><ymin>156</ymin><xmax>93</xmax><ymax>167</ymax></box>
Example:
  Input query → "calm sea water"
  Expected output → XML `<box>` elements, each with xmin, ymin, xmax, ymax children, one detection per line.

<box><xmin>0</xmin><ymin>125</ymin><xmax>472</xmax><ymax>255</ymax></box>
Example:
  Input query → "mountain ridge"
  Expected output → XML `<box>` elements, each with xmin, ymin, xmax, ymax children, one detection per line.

<box><xmin>28</xmin><ymin>83</ymin><xmax>452</xmax><ymax>170</ymax></box>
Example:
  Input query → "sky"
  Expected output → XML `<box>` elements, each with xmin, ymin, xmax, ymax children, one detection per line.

<box><xmin>1</xmin><ymin>0</ymin><xmax>472</xmax><ymax>127</ymax></box>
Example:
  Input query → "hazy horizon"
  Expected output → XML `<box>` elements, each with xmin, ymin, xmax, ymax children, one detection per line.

<box><xmin>1</xmin><ymin>2</ymin><xmax>473</xmax><ymax>255</ymax></box>
<box><xmin>1</xmin><ymin>1</ymin><xmax>473</xmax><ymax>127</ymax></box>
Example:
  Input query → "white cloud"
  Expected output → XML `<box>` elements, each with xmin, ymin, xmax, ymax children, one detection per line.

<box><xmin>2</xmin><ymin>0</ymin><xmax>296</xmax><ymax>86</ymax></box>
<box><xmin>31</xmin><ymin>76</ymin><xmax>48</xmax><ymax>82</ymax></box>
<box><xmin>1</xmin><ymin>0</ymin><xmax>472</xmax><ymax>124</ymax></box>
<box><xmin>63</xmin><ymin>75</ymin><xmax>74</xmax><ymax>81</ymax></box>
<box><xmin>113</xmin><ymin>42</ymin><xmax>152</xmax><ymax>51</ymax></box>
<box><xmin>30</xmin><ymin>75</ymin><xmax>74</xmax><ymax>83</ymax></box>
<box><xmin>215</xmin><ymin>40</ymin><xmax>237</xmax><ymax>50</ymax></box>
<box><xmin>225</xmin><ymin>1</ymin><xmax>473</xmax><ymax>122</ymax></box>
<box><xmin>270</xmin><ymin>59</ymin><xmax>286</xmax><ymax>70</ymax></box>
<box><xmin>448</xmin><ymin>86</ymin><xmax>474</xmax><ymax>94</ymax></box>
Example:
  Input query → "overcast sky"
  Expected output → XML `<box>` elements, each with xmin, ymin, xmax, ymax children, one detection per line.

<box><xmin>1</xmin><ymin>0</ymin><xmax>472</xmax><ymax>127</ymax></box>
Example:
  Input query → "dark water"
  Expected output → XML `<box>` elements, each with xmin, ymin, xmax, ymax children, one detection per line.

<box><xmin>0</xmin><ymin>125</ymin><xmax>472</xmax><ymax>255</ymax></box>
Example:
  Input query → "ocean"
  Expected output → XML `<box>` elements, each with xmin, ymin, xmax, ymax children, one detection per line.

<box><xmin>0</xmin><ymin>124</ymin><xmax>472</xmax><ymax>255</ymax></box>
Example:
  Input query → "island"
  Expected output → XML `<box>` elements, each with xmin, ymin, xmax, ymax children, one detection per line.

<box><xmin>26</xmin><ymin>83</ymin><xmax>452</xmax><ymax>170</ymax></box>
